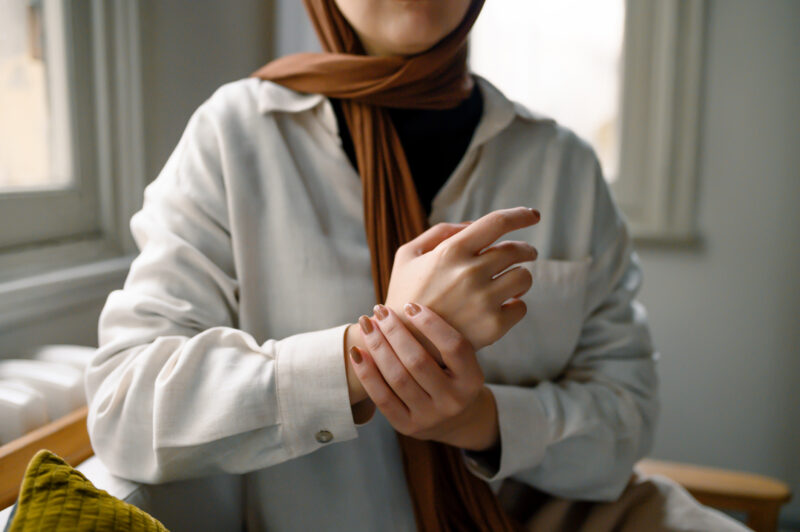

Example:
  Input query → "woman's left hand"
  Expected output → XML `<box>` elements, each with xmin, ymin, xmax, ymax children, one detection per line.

<box><xmin>350</xmin><ymin>302</ymin><xmax>500</xmax><ymax>452</ymax></box>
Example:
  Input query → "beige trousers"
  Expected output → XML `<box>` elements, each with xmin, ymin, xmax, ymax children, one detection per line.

<box><xmin>498</xmin><ymin>471</ymin><xmax>751</xmax><ymax>532</ymax></box>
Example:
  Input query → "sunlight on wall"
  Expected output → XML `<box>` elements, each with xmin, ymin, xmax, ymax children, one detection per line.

<box><xmin>469</xmin><ymin>0</ymin><xmax>625</xmax><ymax>180</ymax></box>
<box><xmin>0</xmin><ymin>0</ymin><xmax>53</xmax><ymax>190</ymax></box>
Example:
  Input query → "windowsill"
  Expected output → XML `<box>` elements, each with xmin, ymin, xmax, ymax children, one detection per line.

<box><xmin>0</xmin><ymin>255</ymin><xmax>133</xmax><ymax>330</ymax></box>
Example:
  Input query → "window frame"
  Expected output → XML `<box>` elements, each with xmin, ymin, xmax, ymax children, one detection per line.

<box><xmin>612</xmin><ymin>0</ymin><xmax>707</xmax><ymax>243</ymax></box>
<box><xmin>0</xmin><ymin>0</ymin><xmax>144</xmax><ymax>329</ymax></box>
<box><xmin>0</xmin><ymin>0</ymin><xmax>100</xmax><ymax>250</ymax></box>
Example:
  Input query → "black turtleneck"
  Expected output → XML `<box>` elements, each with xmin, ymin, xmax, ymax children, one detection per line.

<box><xmin>328</xmin><ymin>83</ymin><xmax>484</xmax><ymax>217</ymax></box>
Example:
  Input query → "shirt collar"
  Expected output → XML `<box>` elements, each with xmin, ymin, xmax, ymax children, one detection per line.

<box><xmin>256</xmin><ymin>73</ymin><xmax>550</xmax><ymax>148</ymax></box>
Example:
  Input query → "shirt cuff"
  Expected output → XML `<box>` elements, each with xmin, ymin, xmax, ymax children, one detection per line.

<box><xmin>463</xmin><ymin>383</ymin><xmax>550</xmax><ymax>482</ymax></box>
<box><xmin>272</xmin><ymin>323</ymin><xmax>358</xmax><ymax>458</ymax></box>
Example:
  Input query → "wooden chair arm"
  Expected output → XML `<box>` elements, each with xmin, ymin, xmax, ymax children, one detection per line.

<box><xmin>0</xmin><ymin>406</ymin><xmax>93</xmax><ymax>509</ymax></box>
<box><xmin>637</xmin><ymin>458</ymin><xmax>792</xmax><ymax>532</ymax></box>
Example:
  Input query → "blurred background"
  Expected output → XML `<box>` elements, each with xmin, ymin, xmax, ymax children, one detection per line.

<box><xmin>0</xmin><ymin>0</ymin><xmax>797</xmax><ymax>528</ymax></box>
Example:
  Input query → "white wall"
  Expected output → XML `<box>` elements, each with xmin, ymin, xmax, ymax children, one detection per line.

<box><xmin>639</xmin><ymin>0</ymin><xmax>800</xmax><ymax>523</ymax></box>
<box><xmin>138</xmin><ymin>0</ymin><xmax>275</xmax><ymax>183</ymax></box>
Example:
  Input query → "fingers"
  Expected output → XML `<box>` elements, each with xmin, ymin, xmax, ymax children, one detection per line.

<box><xmin>399</xmin><ymin>222</ymin><xmax>471</xmax><ymax>259</ymax></box>
<box><xmin>357</xmin><ymin>314</ymin><xmax>430</xmax><ymax>410</ymax></box>
<box><xmin>370</xmin><ymin>304</ymin><xmax>451</xmax><ymax>393</ymax></box>
<box><xmin>491</xmin><ymin>265</ymin><xmax>533</xmax><ymax>303</ymax></box>
<box><xmin>477</xmin><ymin>240</ymin><xmax>538</xmax><ymax>277</ymax></box>
<box><xmin>348</xmin><ymin>346</ymin><xmax>410</xmax><ymax>427</ymax></box>
<box><xmin>447</xmin><ymin>207</ymin><xmax>540</xmax><ymax>257</ymax></box>
<box><xmin>401</xmin><ymin>302</ymin><xmax>483</xmax><ymax>386</ymax></box>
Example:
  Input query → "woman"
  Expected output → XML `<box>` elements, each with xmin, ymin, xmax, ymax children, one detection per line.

<box><xmin>86</xmin><ymin>0</ymin><xmax>747</xmax><ymax>530</ymax></box>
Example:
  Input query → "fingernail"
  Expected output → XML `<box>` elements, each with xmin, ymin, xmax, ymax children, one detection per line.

<box><xmin>358</xmin><ymin>315</ymin><xmax>373</xmax><ymax>334</ymax></box>
<box><xmin>373</xmin><ymin>304</ymin><xmax>388</xmax><ymax>320</ymax></box>
<box><xmin>349</xmin><ymin>346</ymin><xmax>362</xmax><ymax>364</ymax></box>
<box><xmin>529</xmin><ymin>208</ymin><xmax>540</xmax><ymax>220</ymax></box>
<box><xmin>404</xmin><ymin>302</ymin><xmax>421</xmax><ymax>316</ymax></box>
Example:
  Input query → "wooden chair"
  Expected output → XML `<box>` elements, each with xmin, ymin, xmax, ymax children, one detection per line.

<box><xmin>0</xmin><ymin>409</ymin><xmax>793</xmax><ymax>531</ymax></box>
<box><xmin>638</xmin><ymin>459</ymin><xmax>792</xmax><ymax>532</ymax></box>
<box><xmin>0</xmin><ymin>407</ymin><xmax>92</xmax><ymax>509</ymax></box>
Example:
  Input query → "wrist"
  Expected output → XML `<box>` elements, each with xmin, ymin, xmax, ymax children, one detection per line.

<box><xmin>344</xmin><ymin>323</ymin><xmax>369</xmax><ymax>405</ymax></box>
<box><xmin>344</xmin><ymin>322</ymin><xmax>377</xmax><ymax>424</ymax></box>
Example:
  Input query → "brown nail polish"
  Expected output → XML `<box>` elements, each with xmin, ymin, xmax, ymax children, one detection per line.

<box><xmin>529</xmin><ymin>208</ymin><xmax>541</xmax><ymax>220</ymax></box>
<box><xmin>358</xmin><ymin>315</ymin><xmax>373</xmax><ymax>334</ymax></box>
<box><xmin>373</xmin><ymin>304</ymin><xmax>388</xmax><ymax>320</ymax></box>
<box><xmin>349</xmin><ymin>346</ymin><xmax>362</xmax><ymax>364</ymax></box>
<box><xmin>404</xmin><ymin>302</ymin><xmax>421</xmax><ymax>316</ymax></box>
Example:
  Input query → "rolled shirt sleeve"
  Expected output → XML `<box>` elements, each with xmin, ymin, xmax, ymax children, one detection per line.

<box><xmin>464</xmin><ymin>150</ymin><xmax>659</xmax><ymax>502</ymax></box>
<box><xmin>273</xmin><ymin>324</ymin><xmax>358</xmax><ymax>455</ymax></box>
<box><xmin>86</xmin><ymin>94</ymin><xmax>357</xmax><ymax>484</ymax></box>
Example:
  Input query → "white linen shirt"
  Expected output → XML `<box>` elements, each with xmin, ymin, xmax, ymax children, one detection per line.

<box><xmin>86</xmin><ymin>74</ymin><xmax>659</xmax><ymax>531</ymax></box>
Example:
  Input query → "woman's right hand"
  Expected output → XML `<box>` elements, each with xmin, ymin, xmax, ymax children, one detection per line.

<box><xmin>384</xmin><ymin>206</ymin><xmax>540</xmax><ymax>353</ymax></box>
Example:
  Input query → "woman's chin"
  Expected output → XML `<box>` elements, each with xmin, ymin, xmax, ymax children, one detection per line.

<box><xmin>377</xmin><ymin>24</ymin><xmax>451</xmax><ymax>56</ymax></box>
<box><xmin>337</xmin><ymin>0</ymin><xmax>470</xmax><ymax>57</ymax></box>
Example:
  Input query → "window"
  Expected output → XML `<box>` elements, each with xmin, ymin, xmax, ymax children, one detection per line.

<box><xmin>0</xmin><ymin>0</ymin><xmax>70</xmax><ymax>190</ymax></box>
<box><xmin>0</xmin><ymin>0</ymin><xmax>144</xmax><ymax>328</ymax></box>
<box><xmin>470</xmin><ymin>0</ymin><xmax>706</xmax><ymax>242</ymax></box>
<box><xmin>0</xmin><ymin>0</ymin><xmax>98</xmax><ymax>252</ymax></box>
<box><xmin>470</xmin><ymin>0</ymin><xmax>625</xmax><ymax>181</ymax></box>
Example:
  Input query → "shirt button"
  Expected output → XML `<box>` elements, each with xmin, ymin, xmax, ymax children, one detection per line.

<box><xmin>315</xmin><ymin>430</ymin><xmax>333</xmax><ymax>444</ymax></box>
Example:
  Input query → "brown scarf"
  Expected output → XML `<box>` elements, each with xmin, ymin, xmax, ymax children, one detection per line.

<box><xmin>253</xmin><ymin>1</ymin><xmax>517</xmax><ymax>530</ymax></box>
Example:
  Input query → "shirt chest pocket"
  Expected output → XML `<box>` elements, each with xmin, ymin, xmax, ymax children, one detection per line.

<box><xmin>478</xmin><ymin>257</ymin><xmax>592</xmax><ymax>385</ymax></box>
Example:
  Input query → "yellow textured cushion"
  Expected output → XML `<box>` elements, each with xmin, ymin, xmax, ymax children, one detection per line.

<box><xmin>7</xmin><ymin>450</ymin><xmax>168</xmax><ymax>532</ymax></box>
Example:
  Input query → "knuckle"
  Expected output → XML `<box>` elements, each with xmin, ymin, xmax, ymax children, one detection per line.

<box><xmin>439</xmin><ymin>394</ymin><xmax>464</xmax><ymax>417</ymax></box>
<box><xmin>365</xmin><ymin>336</ymin><xmax>383</xmax><ymax>352</ymax></box>
<box><xmin>372</xmin><ymin>391</ymin><xmax>394</xmax><ymax>410</ymax></box>
<box><xmin>395</xmin><ymin>243</ymin><xmax>409</xmax><ymax>260</ymax></box>
<box><xmin>453</xmin><ymin>335</ymin><xmax>473</xmax><ymax>355</ymax></box>
<box><xmin>455</xmin><ymin>265</ymin><xmax>473</xmax><ymax>284</ymax></box>
<box><xmin>465</xmin><ymin>261</ymin><xmax>483</xmax><ymax>278</ymax></box>
<box><xmin>436</xmin><ymin>241</ymin><xmax>459</xmax><ymax>261</ymax></box>
<box><xmin>380</xmin><ymin>319</ymin><xmax>400</xmax><ymax>337</ymax></box>
<box><xmin>388</xmin><ymin>370</ymin><xmax>411</xmax><ymax>389</ymax></box>
<box><xmin>417</xmin><ymin>312</ymin><xmax>438</xmax><ymax>332</ymax></box>
<box><xmin>438</xmin><ymin>222</ymin><xmax>461</xmax><ymax>234</ymax></box>
<box><xmin>478</xmin><ymin>290</ymin><xmax>495</xmax><ymax>311</ymax></box>
<box><xmin>492</xmin><ymin>210</ymin><xmax>512</xmax><ymax>229</ymax></box>
<box><xmin>406</xmin><ymin>352</ymin><xmax>429</xmax><ymax>373</ymax></box>
<box><xmin>440</xmin><ymin>331</ymin><xmax>468</xmax><ymax>356</ymax></box>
